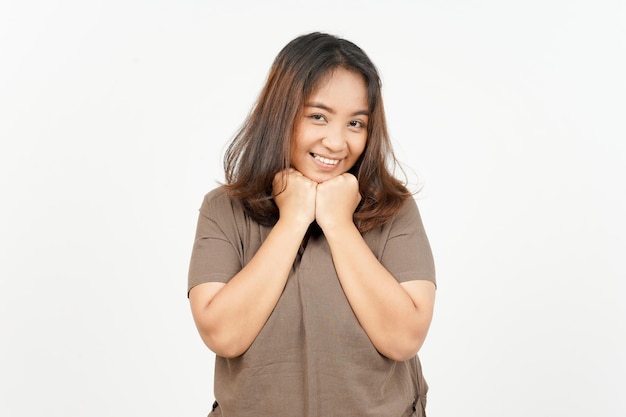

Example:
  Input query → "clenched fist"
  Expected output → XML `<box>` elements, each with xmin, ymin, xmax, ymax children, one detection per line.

<box><xmin>273</xmin><ymin>169</ymin><xmax>318</xmax><ymax>229</ymax></box>
<box><xmin>315</xmin><ymin>173</ymin><xmax>361</xmax><ymax>232</ymax></box>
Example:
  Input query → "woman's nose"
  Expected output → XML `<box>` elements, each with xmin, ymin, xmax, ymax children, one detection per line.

<box><xmin>321</xmin><ymin>125</ymin><xmax>347</xmax><ymax>152</ymax></box>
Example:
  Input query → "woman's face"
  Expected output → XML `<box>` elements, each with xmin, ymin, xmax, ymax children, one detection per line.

<box><xmin>291</xmin><ymin>68</ymin><xmax>369</xmax><ymax>183</ymax></box>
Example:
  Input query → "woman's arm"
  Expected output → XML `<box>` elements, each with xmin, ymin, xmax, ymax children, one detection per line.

<box><xmin>316</xmin><ymin>174</ymin><xmax>436</xmax><ymax>361</ymax></box>
<box><xmin>189</xmin><ymin>170</ymin><xmax>316</xmax><ymax>358</ymax></box>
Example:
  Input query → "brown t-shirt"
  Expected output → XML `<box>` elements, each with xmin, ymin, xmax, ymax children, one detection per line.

<box><xmin>188</xmin><ymin>187</ymin><xmax>436</xmax><ymax>417</ymax></box>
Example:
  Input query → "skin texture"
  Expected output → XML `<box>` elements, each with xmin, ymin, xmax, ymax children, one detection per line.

<box><xmin>189</xmin><ymin>68</ymin><xmax>435</xmax><ymax>360</ymax></box>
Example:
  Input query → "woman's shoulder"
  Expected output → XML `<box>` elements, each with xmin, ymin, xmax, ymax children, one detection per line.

<box><xmin>199</xmin><ymin>186</ymin><xmax>244</xmax><ymax>218</ymax></box>
<box><xmin>372</xmin><ymin>196</ymin><xmax>427</xmax><ymax>238</ymax></box>
<box><xmin>389</xmin><ymin>195</ymin><xmax>420</xmax><ymax>226</ymax></box>
<box><xmin>202</xmin><ymin>185</ymin><xmax>229</xmax><ymax>204</ymax></box>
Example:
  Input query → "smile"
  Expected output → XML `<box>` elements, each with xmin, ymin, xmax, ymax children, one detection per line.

<box><xmin>311</xmin><ymin>153</ymin><xmax>340</xmax><ymax>165</ymax></box>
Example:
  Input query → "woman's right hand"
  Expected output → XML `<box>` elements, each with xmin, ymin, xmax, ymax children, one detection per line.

<box><xmin>190</xmin><ymin>171</ymin><xmax>317</xmax><ymax>358</ymax></box>
<box><xmin>273</xmin><ymin>169</ymin><xmax>317</xmax><ymax>228</ymax></box>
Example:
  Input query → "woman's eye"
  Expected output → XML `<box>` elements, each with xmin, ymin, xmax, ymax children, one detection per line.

<box><xmin>308</xmin><ymin>114</ymin><xmax>325</xmax><ymax>121</ymax></box>
<box><xmin>349</xmin><ymin>120</ymin><xmax>365</xmax><ymax>128</ymax></box>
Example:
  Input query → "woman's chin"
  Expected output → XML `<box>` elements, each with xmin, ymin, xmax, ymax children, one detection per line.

<box><xmin>301</xmin><ymin>171</ymin><xmax>341</xmax><ymax>184</ymax></box>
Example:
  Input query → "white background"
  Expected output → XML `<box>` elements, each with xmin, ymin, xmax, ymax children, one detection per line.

<box><xmin>1</xmin><ymin>1</ymin><xmax>624</xmax><ymax>416</ymax></box>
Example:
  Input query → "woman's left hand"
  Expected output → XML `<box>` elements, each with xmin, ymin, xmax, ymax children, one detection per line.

<box><xmin>315</xmin><ymin>173</ymin><xmax>361</xmax><ymax>231</ymax></box>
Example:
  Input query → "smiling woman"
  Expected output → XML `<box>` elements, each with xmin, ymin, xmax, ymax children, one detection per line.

<box><xmin>291</xmin><ymin>68</ymin><xmax>369</xmax><ymax>183</ymax></box>
<box><xmin>187</xmin><ymin>32</ymin><xmax>436</xmax><ymax>417</ymax></box>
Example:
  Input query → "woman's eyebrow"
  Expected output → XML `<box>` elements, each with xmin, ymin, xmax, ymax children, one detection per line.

<box><xmin>305</xmin><ymin>102</ymin><xmax>369</xmax><ymax>117</ymax></box>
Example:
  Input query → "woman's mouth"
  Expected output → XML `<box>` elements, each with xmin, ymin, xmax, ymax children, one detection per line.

<box><xmin>311</xmin><ymin>153</ymin><xmax>340</xmax><ymax>166</ymax></box>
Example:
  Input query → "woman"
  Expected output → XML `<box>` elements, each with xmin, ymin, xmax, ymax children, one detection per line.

<box><xmin>188</xmin><ymin>32</ymin><xmax>436</xmax><ymax>417</ymax></box>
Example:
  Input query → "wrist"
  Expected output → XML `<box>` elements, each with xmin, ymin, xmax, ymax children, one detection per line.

<box><xmin>275</xmin><ymin>216</ymin><xmax>311</xmax><ymax>236</ymax></box>
<box><xmin>319</xmin><ymin>220</ymin><xmax>359</xmax><ymax>240</ymax></box>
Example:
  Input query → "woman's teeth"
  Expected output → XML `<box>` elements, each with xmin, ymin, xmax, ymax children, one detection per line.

<box><xmin>312</xmin><ymin>154</ymin><xmax>339</xmax><ymax>165</ymax></box>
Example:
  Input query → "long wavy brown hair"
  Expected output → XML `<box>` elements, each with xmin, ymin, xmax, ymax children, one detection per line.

<box><xmin>223</xmin><ymin>32</ymin><xmax>412</xmax><ymax>232</ymax></box>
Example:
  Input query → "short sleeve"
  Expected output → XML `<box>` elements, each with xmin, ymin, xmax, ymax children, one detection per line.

<box><xmin>187</xmin><ymin>188</ymin><xmax>244</xmax><ymax>294</ymax></box>
<box><xmin>380</xmin><ymin>197</ymin><xmax>436</xmax><ymax>286</ymax></box>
